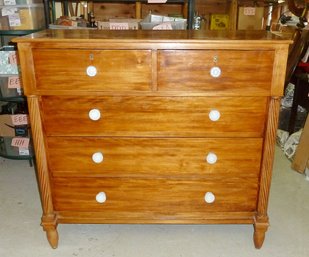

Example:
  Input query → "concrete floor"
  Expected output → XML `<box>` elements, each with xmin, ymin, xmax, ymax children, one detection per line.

<box><xmin>0</xmin><ymin>146</ymin><xmax>308</xmax><ymax>257</ymax></box>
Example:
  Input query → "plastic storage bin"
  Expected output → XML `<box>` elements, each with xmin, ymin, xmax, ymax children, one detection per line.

<box><xmin>140</xmin><ymin>14</ymin><xmax>187</xmax><ymax>30</ymax></box>
<box><xmin>0</xmin><ymin>4</ymin><xmax>44</xmax><ymax>30</ymax></box>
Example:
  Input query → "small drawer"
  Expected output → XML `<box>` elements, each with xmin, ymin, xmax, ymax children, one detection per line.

<box><xmin>52</xmin><ymin>178</ymin><xmax>259</xmax><ymax>218</ymax></box>
<box><xmin>158</xmin><ymin>50</ymin><xmax>274</xmax><ymax>95</ymax></box>
<box><xmin>32</xmin><ymin>49</ymin><xmax>152</xmax><ymax>91</ymax></box>
<box><xmin>47</xmin><ymin>137</ymin><xmax>263</xmax><ymax>178</ymax></box>
<box><xmin>41</xmin><ymin>96</ymin><xmax>267</xmax><ymax>137</ymax></box>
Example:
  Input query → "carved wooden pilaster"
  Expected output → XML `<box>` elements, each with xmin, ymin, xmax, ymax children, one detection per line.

<box><xmin>28</xmin><ymin>97</ymin><xmax>58</xmax><ymax>248</ymax></box>
<box><xmin>254</xmin><ymin>97</ymin><xmax>281</xmax><ymax>248</ymax></box>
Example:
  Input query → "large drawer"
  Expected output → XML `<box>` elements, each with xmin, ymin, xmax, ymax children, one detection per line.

<box><xmin>46</xmin><ymin>137</ymin><xmax>263</xmax><ymax>178</ymax></box>
<box><xmin>52</xmin><ymin>178</ymin><xmax>259</xmax><ymax>217</ymax></box>
<box><xmin>41</xmin><ymin>96</ymin><xmax>267</xmax><ymax>137</ymax></box>
<box><xmin>158</xmin><ymin>50</ymin><xmax>274</xmax><ymax>95</ymax></box>
<box><xmin>32</xmin><ymin>49</ymin><xmax>152</xmax><ymax>91</ymax></box>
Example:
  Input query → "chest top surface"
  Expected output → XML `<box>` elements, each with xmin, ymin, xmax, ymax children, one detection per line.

<box><xmin>13</xmin><ymin>29</ymin><xmax>291</xmax><ymax>48</ymax></box>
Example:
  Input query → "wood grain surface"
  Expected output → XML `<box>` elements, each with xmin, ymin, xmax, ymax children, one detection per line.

<box><xmin>52</xmin><ymin>177</ymin><xmax>259</xmax><ymax>215</ymax></box>
<box><xmin>41</xmin><ymin>96</ymin><xmax>267</xmax><ymax>137</ymax></box>
<box><xmin>46</xmin><ymin>137</ymin><xmax>263</xmax><ymax>178</ymax></box>
<box><xmin>32</xmin><ymin>49</ymin><xmax>152</xmax><ymax>91</ymax></box>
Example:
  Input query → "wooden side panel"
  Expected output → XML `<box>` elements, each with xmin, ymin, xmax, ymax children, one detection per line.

<box><xmin>32</xmin><ymin>49</ymin><xmax>152</xmax><ymax>91</ymax></box>
<box><xmin>41</xmin><ymin>96</ymin><xmax>267</xmax><ymax>137</ymax></box>
<box><xmin>46</xmin><ymin>137</ymin><xmax>263</xmax><ymax>178</ymax></box>
<box><xmin>158</xmin><ymin>50</ymin><xmax>274</xmax><ymax>95</ymax></box>
<box><xmin>52</xmin><ymin>178</ymin><xmax>259</xmax><ymax>217</ymax></box>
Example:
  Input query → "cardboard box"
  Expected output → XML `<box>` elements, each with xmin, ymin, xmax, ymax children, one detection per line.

<box><xmin>238</xmin><ymin>7</ymin><xmax>264</xmax><ymax>30</ymax></box>
<box><xmin>0</xmin><ymin>4</ymin><xmax>45</xmax><ymax>30</ymax></box>
<box><xmin>0</xmin><ymin>114</ymin><xmax>15</xmax><ymax>137</ymax></box>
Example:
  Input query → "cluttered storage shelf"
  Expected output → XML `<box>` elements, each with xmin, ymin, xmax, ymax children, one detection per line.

<box><xmin>0</xmin><ymin>46</ymin><xmax>34</xmax><ymax>165</ymax></box>
<box><xmin>0</xmin><ymin>0</ymin><xmax>46</xmax><ymax>164</ymax></box>
<box><xmin>46</xmin><ymin>0</ymin><xmax>288</xmax><ymax>31</ymax></box>
<box><xmin>48</xmin><ymin>0</ymin><xmax>195</xmax><ymax>29</ymax></box>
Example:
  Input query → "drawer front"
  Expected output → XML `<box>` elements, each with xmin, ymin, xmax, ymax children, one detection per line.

<box><xmin>32</xmin><ymin>49</ymin><xmax>152</xmax><ymax>91</ymax></box>
<box><xmin>41</xmin><ymin>96</ymin><xmax>267</xmax><ymax>137</ymax></box>
<box><xmin>158</xmin><ymin>50</ymin><xmax>274</xmax><ymax>95</ymax></box>
<box><xmin>52</xmin><ymin>178</ymin><xmax>258</xmax><ymax>217</ymax></box>
<box><xmin>47</xmin><ymin>137</ymin><xmax>263</xmax><ymax>178</ymax></box>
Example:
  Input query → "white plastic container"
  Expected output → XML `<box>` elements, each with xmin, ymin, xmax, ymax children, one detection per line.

<box><xmin>140</xmin><ymin>14</ymin><xmax>187</xmax><ymax>30</ymax></box>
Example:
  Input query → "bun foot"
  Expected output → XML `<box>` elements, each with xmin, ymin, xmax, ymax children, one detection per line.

<box><xmin>41</xmin><ymin>214</ymin><xmax>58</xmax><ymax>249</ymax></box>
<box><xmin>253</xmin><ymin>220</ymin><xmax>269</xmax><ymax>249</ymax></box>
<box><xmin>46</xmin><ymin>228</ymin><xmax>59</xmax><ymax>249</ymax></box>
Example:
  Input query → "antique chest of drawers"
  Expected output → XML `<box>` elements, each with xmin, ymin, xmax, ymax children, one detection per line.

<box><xmin>13</xmin><ymin>30</ymin><xmax>290</xmax><ymax>249</ymax></box>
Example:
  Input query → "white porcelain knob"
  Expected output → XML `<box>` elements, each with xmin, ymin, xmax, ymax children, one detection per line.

<box><xmin>86</xmin><ymin>65</ymin><xmax>97</xmax><ymax>77</ymax></box>
<box><xmin>88</xmin><ymin>109</ymin><xmax>101</xmax><ymax>121</ymax></box>
<box><xmin>96</xmin><ymin>192</ymin><xmax>107</xmax><ymax>203</ymax></box>
<box><xmin>206</xmin><ymin>152</ymin><xmax>217</xmax><ymax>164</ymax></box>
<box><xmin>210</xmin><ymin>66</ymin><xmax>221</xmax><ymax>78</ymax></box>
<box><xmin>92</xmin><ymin>152</ymin><xmax>104</xmax><ymax>163</ymax></box>
<box><xmin>204</xmin><ymin>192</ymin><xmax>215</xmax><ymax>204</ymax></box>
<box><xmin>209</xmin><ymin>109</ymin><xmax>220</xmax><ymax>121</ymax></box>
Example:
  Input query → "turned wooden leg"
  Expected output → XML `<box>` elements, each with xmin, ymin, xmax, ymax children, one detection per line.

<box><xmin>45</xmin><ymin>227</ymin><xmax>59</xmax><ymax>249</ymax></box>
<box><xmin>253</xmin><ymin>218</ymin><xmax>269</xmax><ymax>249</ymax></box>
<box><xmin>41</xmin><ymin>214</ymin><xmax>59</xmax><ymax>249</ymax></box>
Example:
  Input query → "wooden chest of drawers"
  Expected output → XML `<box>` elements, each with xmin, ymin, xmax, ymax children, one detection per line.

<box><xmin>13</xmin><ymin>30</ymin><xmax>291</xmax><ymax>249</ymax></box>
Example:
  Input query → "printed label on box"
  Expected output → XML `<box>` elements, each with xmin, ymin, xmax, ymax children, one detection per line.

<box><xmin>4</xmin><ymin>0</ymin><xmax>17</xmax><ymax>5</ymax></box>
<box><xmin>8</xmin><ymin>76</ymin><xmax>21</xmax><ymax>88</ymax></box>
<box><xmin>109</xmin><ymin>22</ymin><xmax>129</xmax><ymax>30</ymax></box>
<box><xmin>8</xmin><ymin>13</ymin><xmax>21</xmax><ymax>27</ymax></box>
<box><xmin>1</xmin><ymin>7</ymin><xmax>17</xmax><ymax>16</ymax></box>
<box><xmin>244</xmin><ymin>7</ymin><xmax>256</xmax><ymax>16</ymax></box>
<box><xmin>8</xmin><ymin>52</ymin><xmax>18</xmax><ymax>65</ymax></box>
<box><xmin>11</xmin><ymin>137</ymin><xmax>30</xmax><ymax>149</ymax></box>
<box><xmin>19</xmin><ymin>148</ymin><xmax>30</xmax><ymax>156</ymax></box>
<box><xmin>11</xmin><ymin>114</ymin><xmax>28</xmax><ymax>126</ymax></box>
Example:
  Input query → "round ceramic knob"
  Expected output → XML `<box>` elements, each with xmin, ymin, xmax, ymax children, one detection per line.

<box><xmin>92</xmin><ymin>152</ymin><xmax>104</xmax><ymax>164</ymax></box>
<box><xmin>206</xmin><ymin>152</ymin><xmax>217</xmax><ymax>164</ymax></box>
<box><xmin>88</xmin><ymin>109</ymin><xmax>101</xmax><ymax>121</ymax></box>
<box><xmin>210</xmin><ymin>66</ymin><xmax>221</xmax><ymax>78</ymax></box>
<box><xmin>209</xmin><ymin>109</ymin><xmax>220</xmax><ymax>121</ymax></box>
<box><xmin>96</xmin><ymin>192</ymin><xmax>107</xmax><ymax>203</ymax></box>
<box><xmin>204</xmin><ymin>192</ymin><xmax>215</xmax><ymax>204</ymax></box>
<box><xmin>86</xmin><ymin>65</ymin><xmax>97</xmax><ymax>77</ymax></box>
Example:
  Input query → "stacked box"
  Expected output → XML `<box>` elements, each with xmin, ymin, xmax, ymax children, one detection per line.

<box><xmin>0</xmin><ymin>3</ymin><xmax>44</xmax><ymax>30</ymax></box>
<box><xmin>0</xmin><ymin>75</ymin><xmax>23</xmax><ymax>97</ymax></box>
<box><xmin>0</xmin><ymin>46</ymin><xmax>19</xmax><ymax>74</ymax></box>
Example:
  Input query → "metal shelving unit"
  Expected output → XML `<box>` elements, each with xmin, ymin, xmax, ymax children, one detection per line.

<box><xmin>0</xmin><ymin>47</ymin><xmax>34</xmax><ymax>165</ymax></box>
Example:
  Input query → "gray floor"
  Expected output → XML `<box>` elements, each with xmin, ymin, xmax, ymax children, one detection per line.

<box><xmin>0</xmin><ymin>146</ymin><xmax>308</xmax><ymax>257</ymax></box>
